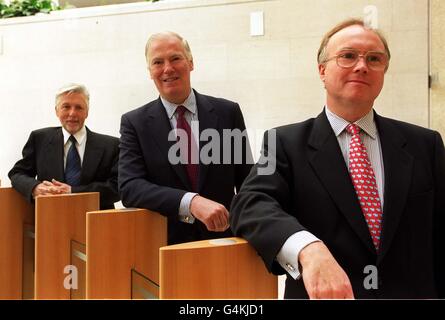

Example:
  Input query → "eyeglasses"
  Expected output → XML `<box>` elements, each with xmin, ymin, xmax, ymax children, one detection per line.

<box><xmin>324</xmin><ymin>49</ymin><xmax>389</xmax><ymax>71</ymax></box>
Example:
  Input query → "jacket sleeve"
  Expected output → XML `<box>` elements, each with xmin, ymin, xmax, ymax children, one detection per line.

<box><xmin>433</xmin><ymin>131</ymin><xmax>445</xmax><ymax>298</ymax></box>
<box><xmin>118</xmin><ymin>113</ymin><xmax>186</xmax><ymax>217</ymax></box>
<box><xmin>230</xmin><ymin>129</ymin><xmax>306</xmax><ymax>274</ymax></box>
<box><xmin>8</xmin><ymin>131</ymin><xmax>40</xmax><ymax>202</ymax></box>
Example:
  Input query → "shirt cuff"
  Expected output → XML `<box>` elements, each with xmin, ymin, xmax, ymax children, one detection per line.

<box><xmin>178</xmin><ymin>192</ymin><xmax>198</xmax><ymax>224</ymax></box>
<box><xmin>276</xmin><ymin>231</ymin><xmax>321</xmax><ymax>280</ymax></box>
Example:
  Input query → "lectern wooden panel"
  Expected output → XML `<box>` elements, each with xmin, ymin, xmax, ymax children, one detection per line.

<box><xmin>0</xmin><ymin>188</ymin><xmax>34</xmax><ymax>299</ymax></box>
<box><xmin>160</xmin><ymin>237</ymin><xmax>278</xmax><ymax>299</ymax></box>
<box><xmin>34</xmin><ymin>192</ymin><xmax>99</xmax><ymax>299</ymax></box>
<box><xmin>86</xmin><ymin>209</ymin><xmax>167</xmax><ymax>299</ymax></box>
<box><xmin>70</xmin><ymin>240</ymin><xmax>87</xmax><ymax>299</ymax></box>
<box><xmin>22</xmin><ymin>224</ymin><xmax>35</xmax><ymax>299</ymax></box>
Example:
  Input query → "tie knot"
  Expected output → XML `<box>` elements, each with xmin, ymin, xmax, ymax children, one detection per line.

<box><xmin>346</xmin><ymin>123</ymin><xmax>360</xmax><ymax>136</ymax></box>
<box><xmin>176</xmin><ymin>105</ymin><xmax>187</xmax><ymax>117</ymax></box>
<box><xmin>69</xmin><ymin>135</ymin><xmax>77</xmax><ymax>145</ymax></box>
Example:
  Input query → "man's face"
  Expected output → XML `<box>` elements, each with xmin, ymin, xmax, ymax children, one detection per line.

<box><xmin>55</xmin><ymin>92</ymin><xmax>88</xmax><ymax>135</ymax></box>
<box><xmin>147</xmin><ymin>35</ymin><xmax>194</xmax><ymax>104</ymax></box>
<box><xmin>319</xmin><ymin>25</ymin><xmax>386</xmax><ymax>111</ymax></box>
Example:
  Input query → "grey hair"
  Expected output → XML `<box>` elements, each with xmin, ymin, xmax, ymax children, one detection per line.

<box><xmin>145</xmin><ymin>31</ymin><xmax>193</xmax><ymax>64</ymax></box>
<box><xmin>55</xmin><ymin>83</ymin><xmax>90</xmax><ymax>109</ymax></box>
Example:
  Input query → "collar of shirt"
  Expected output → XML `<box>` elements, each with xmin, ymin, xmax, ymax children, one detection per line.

<box><xmin>62</xmin><ymin>125</ymin><xmax>87</xmax><ymax>146</ymax></box>
<box><xmin>160</xmin><ymin>89</ymin><xmax>198</xmax><ymax>119</ymax></box>
<box><xmin>325</xmin><ymin>106</ymin><xmax>377</xmax><ymax>139</ymax></box>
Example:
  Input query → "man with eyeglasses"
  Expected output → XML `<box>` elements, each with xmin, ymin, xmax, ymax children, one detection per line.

<box><xmin>230</xmin><ymin>18</ymin><xmax>445</xmax><ymax>299</ymax></box>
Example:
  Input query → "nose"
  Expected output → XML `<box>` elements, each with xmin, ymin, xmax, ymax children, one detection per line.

<box><xmin>163</xmin><ymin>61</ymin><xmax>174</xmax><ymax>74</ymax></box>
<box><xmin>68</xmin><ymin>107</ymin><xmax>77</xmax><ymax>116</ymax></box>
<box><xmin>353</xmin><ymin>56</ymin><xmax>369</xmax><ymax>73</ymax></box>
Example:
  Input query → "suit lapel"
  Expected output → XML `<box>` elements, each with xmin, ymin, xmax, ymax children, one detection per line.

<box><xmin>80</xmin><ymin>128</ymin><xmax>104</xmax><ymax>184</ymax></box>
<box><xmin>195</xmin><ymin>91</ymin><xmax>218</xmax><ymax>192</ymax></box>
<box><xmin>375</xmin><ymin>114</ymin><xmax>413</xmax><ymax>262</ymax></box>
<box><xmin>148</xmin><ymin>99</ymin><xmax>192</xmax><ymax>190</ymax></box>
<box><xmin>44</xmin><ymin>128</ymin><xmax>65</xmax><ymax>181</ymax></box>
<box><xmin>308</xmin><ymin>111</ymin><xmax>376</xmax><ymax>253</ymax></box>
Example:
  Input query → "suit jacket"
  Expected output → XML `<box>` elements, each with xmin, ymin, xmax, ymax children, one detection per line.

<box><xmin>119</xmin><ymin>90</ymin><xmax>252</xmax><ymax>244</ymax></box>
<box><xmin>230</xmin><ymin>110</ymin><xmax>445</xmax><ymax>299</ymax></box>
<box><xmin>8</xmin><ymin>127</ymin><xmax>120</xmax><ymax>210</ymax></box>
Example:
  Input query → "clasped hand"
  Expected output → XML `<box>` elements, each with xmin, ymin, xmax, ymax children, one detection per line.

<box><xmin>32</xmin><ymin>179</ymin><xmax>72</xmax><ymax>197</ymax></box>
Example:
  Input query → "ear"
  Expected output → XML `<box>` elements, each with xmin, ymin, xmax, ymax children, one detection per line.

<box><xmin>318</xmin><ymin>63</ymin><xmax>326</xmax><ymax>83</ymax></box>
<box><xmin>189</xmin><ymin>59</ymin><xmax>194</xmax><ymax>71</ymax></box>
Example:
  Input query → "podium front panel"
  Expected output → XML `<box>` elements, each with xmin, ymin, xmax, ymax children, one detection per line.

<box><xmin>131</xmin><ymin>270</ymin><xmax>159</xmax><ymax>299</ymax></box>
<box><xmin>86</xmin><ymin>208</ymin><xmax>167</xmax><ymax>299</ymax></box>
<box><xmin>22</xmin><ymin>224</ymin><xmax>35</xmax><ymax>299</ymax></box>
<box><xmin>35</xmin><ymin>192</ymin><xmax>99</xmax><ymax>299</ymax></box>
<box><xmin>0</xmin><ymin>188</ymin><xmax>34</xmax><ymax>299</ymax></box>
<box><xmin>160</xmin><ymin>237</ymin><xmax>278</xmax><ymax>299</ymax></box>
<box><xmin>71</xmin><ymin>240</ymin><xmax>87</xmax><ymax>299</ymax></box>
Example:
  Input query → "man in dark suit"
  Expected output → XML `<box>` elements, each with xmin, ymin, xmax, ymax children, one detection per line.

<box><xmin>9</xmin><ymin>83</ymin><xmax>119</xmax><ymax>210</ymax></box>
<box><xmin>230</xmin><ymin>18</ymin><xmax>445</xmax><ymax>299</ymax></box>
<box><xmin>119</xmin><ymin>32</ymin><xmax>252</xmax><ymax>245</ymax></box>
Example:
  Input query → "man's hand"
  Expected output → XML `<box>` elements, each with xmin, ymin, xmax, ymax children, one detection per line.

<box><xmin>51</xmin><ymin>179</ymin><xmax>72</xmax><ymax>194</ymax></box>
<box><xmin>32</xmin><ymin>181</ymin><xmax>54</xmax><ymax>198</ymax></box>
<box><xmin>299</xmin><ymin>241</ymin><xmax>354</xmax><ymax>299</ymax></box>
<box><xmin>190</xmin><ymin>195</ymin><xmax>230</xmax><ymax>232</ymax></box>
<box><xmin>31</xmin><ymin>179</ymin><xmax>72</xmax><ymax>198</ymax></box>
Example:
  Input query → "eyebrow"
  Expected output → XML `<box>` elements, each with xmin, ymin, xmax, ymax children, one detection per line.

<box><xmin>338</xmin><ymin>47</ymin><xmax>384</xmax><ymax>52</ymax></box>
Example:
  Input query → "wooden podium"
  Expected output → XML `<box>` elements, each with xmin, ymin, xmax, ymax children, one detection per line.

<box><xmin>0</xmin><ymin>188</ymin><xmax>34</xmax><ymax>299</ymax></box>
<box><xmin>86</xmin><ymin>208</ymin><xmax>167</xmax><ymax>299</ymax></box>
<box><xmin>160</xmin><ymin>237</ymin><xmax>278</xmax><ymax>299</ymax></box>
<box><xmin>34</xmin><ymin>192</ymin><xmax>99</xmax><ymax>299</ymax></box>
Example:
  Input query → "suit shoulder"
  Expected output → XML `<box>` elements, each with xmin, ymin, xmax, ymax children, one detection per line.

<box><xmin>31</xmin><ymin>127</ymin><xmax>61</xmax><ymax>136</ymax></box>
<box><xmin>380</xmin><ymin>116</ymin><xmax>439</xmax><ymax>138</ymax></box>
<box><xmin>26</xmin><ymin>127</ymin><xmax>61</xmax><ymax>143</ymax></box>
<box><xmin>272</xmin><ymin>118</ymin><xmax>316</xmax><ymax>136</ymax></box>
<box><xmin>122</xmin><ymin>100</ymin><xmax>158</xmax><ymax>119</ymax></box>
<box><xmin>200</xmin><ymin>93</ymin><xmax>238</xmax><ymax>107</ymax></box>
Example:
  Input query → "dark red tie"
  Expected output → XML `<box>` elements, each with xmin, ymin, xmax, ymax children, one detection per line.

<box><xmin>346</xmin><ymin>124</ymin><xmax>383</xmax><ymax>251</ymax></box>
<box><xmin>176</xmin><ymin>105</ymin><xmax>199</xmax><ymax>192</ymax></box>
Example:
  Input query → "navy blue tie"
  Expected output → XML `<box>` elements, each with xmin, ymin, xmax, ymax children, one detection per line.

<box><xmin>65</xmin><ymin>135</ymin><xmax>81</xmax><ymax>186</ymax></box>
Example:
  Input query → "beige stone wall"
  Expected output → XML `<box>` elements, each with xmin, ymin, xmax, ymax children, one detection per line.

<box><xmin>0</xmin><ymin>0</ymin><xmax>430</xmax><ymax>184</ymax></box>
<box><xmin>431</xmin><ymin>0</ymin><xmax>445</xmax><ymax>137</ymax></box>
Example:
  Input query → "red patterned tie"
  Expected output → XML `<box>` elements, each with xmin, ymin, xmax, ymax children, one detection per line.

<box><xmin>176</xmin><ymin>105</ymin><xmax>199</xmax><ymax>192</ymax></box>
<box><xmin>346</xmin><ymin>124</ymin><xmax>382</xmax><ymax>251</ymax></box>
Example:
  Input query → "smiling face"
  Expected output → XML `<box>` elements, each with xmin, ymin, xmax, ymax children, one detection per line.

<box><xmin>55</xmin><ymin>92</ymin><xmax>88</xmax><ymax>135</ymax></box>
<box><xmin>319</xmin><ymin>24</ymin><xmax>386</xmax><ymax>121</ymax></box>
<box><xmin>147</xmin><ymin>35</ymin><xmax>194</xmax><ymax>104</ymax></box>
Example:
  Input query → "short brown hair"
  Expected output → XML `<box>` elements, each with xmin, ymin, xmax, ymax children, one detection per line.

<box><xmin>317</xmin><ymin>18</ymin><xmax>391</xmax><ymax>65</ymax></box>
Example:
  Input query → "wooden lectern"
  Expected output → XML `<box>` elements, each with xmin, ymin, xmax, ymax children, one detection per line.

<box><xmin>34</xmin><ymin>192</ymin><xmax>99</xmax><ymax>299</ymax></box>
<box><xmin>86</xmin><ymin>208</ymin><xmax>167</xmax><ymax>299</ymax></box>
<box><xmin>160</xmin><ymin>237</ymin><xmax>278</xmax><ymax>299</ymax></box>
<box><xmin>0</xmin><ymin>188</ymin><xmax>34</xmax><ymax>299</ymax></box>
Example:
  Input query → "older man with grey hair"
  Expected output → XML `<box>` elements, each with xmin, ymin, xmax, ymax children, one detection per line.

<box><xmin>9</xmin><ymin>83</ymin><xmax>120</xmax><ymax>209</ymax></box>
<box><xmin>119</xmin><ymin>32</ymin><xmax>253</xmax><ymax>244</ymax></box>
